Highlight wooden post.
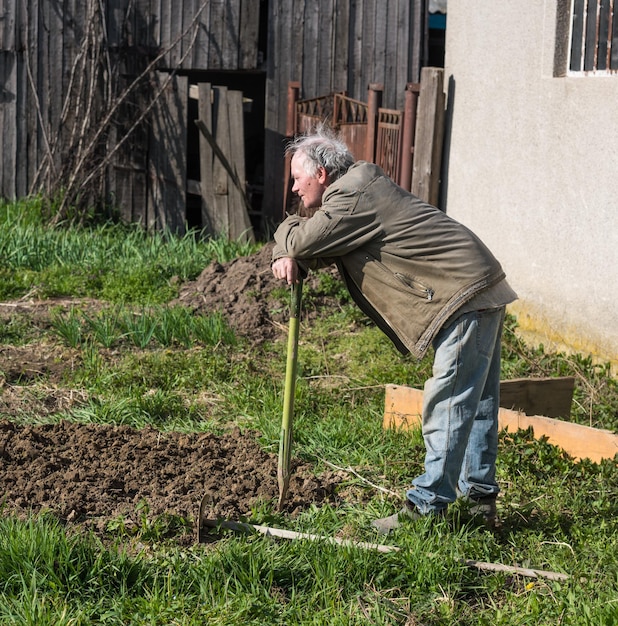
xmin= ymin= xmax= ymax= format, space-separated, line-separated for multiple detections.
xmin=399 ymin=83 xmax=420 ymax=191
xmin=282 ymin=81 xmax=300 ymax=217
xmin=198 ymin=83 xmax=216 ymax=236
xmin=227 ymin=89 xmax=254 ymax=242
xmin=212 ymin=86 xmax=231 ymax=237
xmin=365 ymin=83 xmax=383 ymax=162
xmin=411 ymin=67 xmax=445 ymax=205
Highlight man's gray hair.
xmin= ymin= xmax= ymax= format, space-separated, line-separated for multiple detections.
xmin=285 ymin=124 xmax=355 ymax=183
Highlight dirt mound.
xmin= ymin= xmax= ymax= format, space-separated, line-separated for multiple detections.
xmin=0 ymin=420 xmax=342 ymax=542
xmin=173 ymin=243 xmax=282 ymax=343
xmin=173 ymin=243 xmax=341 ymax=343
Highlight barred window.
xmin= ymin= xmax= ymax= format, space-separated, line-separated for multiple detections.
xmin=569 ymin=0 xmax=618 ymax=73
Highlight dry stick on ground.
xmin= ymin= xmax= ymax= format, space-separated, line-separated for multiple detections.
xmin=322 ymin=459 xmax=402 ymax=499
xmin=200 ymin=519 xmax=570 ymax=581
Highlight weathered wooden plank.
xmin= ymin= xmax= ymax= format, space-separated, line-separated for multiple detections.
xmin=223 ymin=0 xmax=241 ymax=68
xmin=332 ymin=0 xmax=349 ymax=90
xmin=60 ymin=0 xmax=84 ymax=179
xmin=383 ymin=385 xmax=618 ymax=464
xmin=408 ymin=0 xmax=424 ymax=85
xmin=212 ymin=85 xmax=231 ymax=234
xmin=112 ymin=165 xmax=135 ymax=223
xmin=180 ymin=0 xmax=199 ymax=70
xmin=158 ymin=0 xmax=172 ymax=67
xmin=195 ymin=117 xmax=255 ymax=230
xmin=192 ymin=0 xmax=210 ymax=68
xmin=169 ymin=0 xmax=184 ymax=67
xmin=227 ymin=88 xmax=254 ymax=241
xmin=134 ymin=0 xmax=156 ymax=51
xmin=114 ymin=69 xmax=150 ymax=222
xmin=399 ymin=81 xmax=419 ymax=190
xmin=498 ymin=408 xmax=618 ymax=464
xmin=107 ymin=71 xmax=147 ymax=224
xmin=316 ymin=0 xmax=332 ymax=96
xmin=262 ymin=0 xmax=294 ymax=224
xmin=198 ymin=82 xmax=216 ymax=234
xmin=48 ymin=0 xmax=63 ymax=176
xmin=147 ymin=72 xmax=187 ymax=233
xmin=301 ymin=1 xmax=319 ymax=97
xmin=239 ymin=0 xmax=260 ymax=69
xmin=0 ymin=0 xmax=16 ymax=50
xmin=132 ymin=167 xmax=147 ymax=225
xmin=27 ymin=0 xmax=41 ymax=191
xmin=361 ymin=0 xmax=377 ymax=99
xmin=177 ymin=0 xmax=191 ymax=67
xmin=0 ymin=52 xmax=18 ymax=198
xmin=0 ymin=0 xmax=17 ymax=197
xmin=208 ymin=0 xmax=226 ymax=69
xmin=106 ymin=0 xmax=125 ymax=48
xmin=347 ymin=0 xmax=364 ymax=101
xmin=373 ymin=0 xmax=388 ymax=92
xmin=499 ymin=377 xmax=575 ymax=420
xmin=15 ymin=0 xmax=29 ymax=197
xmin=393 ymin=0 xmax=409 ymax=110
xmin=43 ymin=0 xmax=58 ymax=183
xmin=290 ymin=0 xmax=304 ymax=88
xmin=411 ymin=67 xmax=445 ymax=205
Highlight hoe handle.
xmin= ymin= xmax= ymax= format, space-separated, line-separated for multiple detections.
xmin=277 ymin=279 xmax=303 ymax=510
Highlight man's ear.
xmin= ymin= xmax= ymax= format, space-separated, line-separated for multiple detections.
xmin=316 ymin=166 xmax=329 ymax=185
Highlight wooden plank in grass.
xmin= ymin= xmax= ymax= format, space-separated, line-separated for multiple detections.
xmin=499 ymin=376 xmax=575 ymax=419
xmin=383 ymin=384 xmax=618 ymax=463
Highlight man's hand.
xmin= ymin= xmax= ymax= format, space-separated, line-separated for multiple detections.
xmin=272 ymin=257 xmax=300 ymax=285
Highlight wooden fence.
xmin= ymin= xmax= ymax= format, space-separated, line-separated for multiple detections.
xmin=1 ymin=0 xmax=431 ymax=235
xmin=283 ymin=67 xmax=445 ymax=216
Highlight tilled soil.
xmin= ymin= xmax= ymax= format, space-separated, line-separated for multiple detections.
xmin=0 ymin=244 xmax=345 ymax=543
xmin=0 ymin=420 xmax=341 ymax=543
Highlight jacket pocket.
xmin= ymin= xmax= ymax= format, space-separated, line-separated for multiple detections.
xmin=394 ymin=273 xmax=435 ymax=301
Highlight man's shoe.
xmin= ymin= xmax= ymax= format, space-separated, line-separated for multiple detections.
xmin=371 ymin=501 xmax=444 ymax=535
xmin=468 ymin=495 xmax=500 ymax=528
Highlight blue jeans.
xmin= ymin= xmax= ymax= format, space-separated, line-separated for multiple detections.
xmin=406 ymin=307 xmax=505 ymax=514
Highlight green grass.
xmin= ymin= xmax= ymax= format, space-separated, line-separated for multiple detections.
xmin=0 ymin=196 xmax=260 ymax=303
xmin=50 ymin=305 xmax=237 ymax=351
xmin=0 ymin=197 xmax=616 ymax=625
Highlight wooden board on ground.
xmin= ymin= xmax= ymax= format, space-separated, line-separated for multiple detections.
xmin=499 ymin=376 xmax=575 ymax=419
xmin=383 ymin=384 xmax=618 ymax=463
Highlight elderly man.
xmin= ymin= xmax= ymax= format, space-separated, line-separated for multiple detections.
xmin=271 ymin=126 xmax=517 ymax=532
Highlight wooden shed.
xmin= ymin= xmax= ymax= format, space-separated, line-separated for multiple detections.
xmin=0 ymin=0 xmax=434 ymax=239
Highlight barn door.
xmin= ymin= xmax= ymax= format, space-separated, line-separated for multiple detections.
xmin=195 ymin=83 xmax=254 ymax=242
xmin=147 ymin=71 xmax=188 ymax=234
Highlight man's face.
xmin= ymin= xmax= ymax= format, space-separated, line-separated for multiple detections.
xmin=290 ymin=153 xmax=328 ymax=210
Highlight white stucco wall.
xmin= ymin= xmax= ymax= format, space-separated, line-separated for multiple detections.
xmin=443 ymin=0 xmax=618 ymax=365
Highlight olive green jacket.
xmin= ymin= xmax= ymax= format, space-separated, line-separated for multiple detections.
xmin=273 ymin=161 xmax=506 ymax=358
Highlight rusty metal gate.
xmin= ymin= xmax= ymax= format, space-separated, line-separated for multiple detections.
xmin=283 ymin=81 xmax=421 ymax=216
